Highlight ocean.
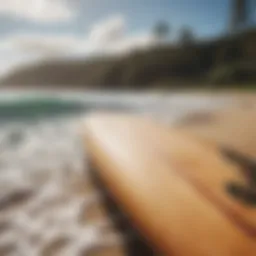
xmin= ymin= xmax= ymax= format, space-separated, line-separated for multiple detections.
xmin=0 ymin=91 xmax=231 ymax=255
xmin=0 ymin=91 xmax=230 ymax=177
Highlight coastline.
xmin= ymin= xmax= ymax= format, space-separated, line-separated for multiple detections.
xmin=0 ymin=91 xmax=254 ymax=255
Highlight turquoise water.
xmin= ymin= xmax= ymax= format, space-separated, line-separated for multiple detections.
xmin=0 ymin=98 xmax=85 ymax=122
xmin=0 ymin=91 xmax=230 ymax=167
xmin=0 ymin=92 xmax=136 ymax=122
xmin=0 ymin=91 xmax=230 ymax=123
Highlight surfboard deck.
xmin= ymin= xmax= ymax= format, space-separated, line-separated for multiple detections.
xmin=82 ymin=113 xmax=256 ymax=256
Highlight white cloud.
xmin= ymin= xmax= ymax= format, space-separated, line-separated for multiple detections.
xmin=0 ymin=15 xmax=157 ymax=76
xmin=2 ymin=34 xmax=79 ymax=56
xmin=89 ymin=15 xmax=126 ymax=43
xmin=1 ymin=15 xmax=156 ymax=55
xmin=0 ymin=0 xmax=75 ymax=22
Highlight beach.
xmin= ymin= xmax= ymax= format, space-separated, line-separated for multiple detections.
xmin=0 ymin=91 xmax=254 ymax=255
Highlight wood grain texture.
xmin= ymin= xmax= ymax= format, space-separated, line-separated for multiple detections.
xmin=83 ymin=113 xmax=256 ymax=256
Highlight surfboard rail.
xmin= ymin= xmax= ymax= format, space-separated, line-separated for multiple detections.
xmin=83 ymin=113 xmax=256 ymax=256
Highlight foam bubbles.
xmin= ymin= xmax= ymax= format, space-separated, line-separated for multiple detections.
xmin=0 ymin=118 xmax=123 ymax=256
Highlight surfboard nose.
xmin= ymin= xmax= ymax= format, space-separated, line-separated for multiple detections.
xmin=82 ymin=113 xmax=256 ymax=256
xmin=82 ymin=113 xmax=148 ymax=144
xmin=85 ymin=112 xmax=128 ymax=128
xmin=84 ymin=112 xmax=139 ymax=127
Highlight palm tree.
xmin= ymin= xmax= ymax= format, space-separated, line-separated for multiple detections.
xmin=178 ymin=26 xmax=194 ymax=47
xmin=153 ymin=21 xmax=170 ymax=43
xmin=230 ymin=0 xmax=248 ymax=33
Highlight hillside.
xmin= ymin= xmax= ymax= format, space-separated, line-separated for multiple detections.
xmin=1 ymin=29 xmax=256 ymax=89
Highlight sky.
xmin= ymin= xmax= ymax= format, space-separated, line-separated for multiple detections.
xmin=0 ymin=0 xmax=254 ymax=77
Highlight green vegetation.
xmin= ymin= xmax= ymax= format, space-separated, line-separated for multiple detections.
xmin=153 ymin=21 xmax=171 ymax=42
xmin=1 ymin=28 xmax=256 ymax=90
xmin=208 ymin=63 xmax=256 ymax=86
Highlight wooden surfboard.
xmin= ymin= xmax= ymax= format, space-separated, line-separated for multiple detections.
xmin=82 ymin=113 xmax=256 ymax=256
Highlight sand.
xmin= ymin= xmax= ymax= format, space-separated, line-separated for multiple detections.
xmin=0 ymin=92 xmax=254 ymax=256
xmin=175 ymin=95 xmax=256 ymax=159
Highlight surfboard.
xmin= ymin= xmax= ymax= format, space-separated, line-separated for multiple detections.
xmin=82 ymin=113 xmax=256 ymax=256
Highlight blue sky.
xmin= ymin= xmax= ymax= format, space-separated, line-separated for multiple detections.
xmin=0 ymin=0 xmax=254 ymax=77
xmin=0 ymin=0 xmax=231 ymax=38
xmin=76 ymin=0 xmax=230 ymax=38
